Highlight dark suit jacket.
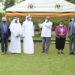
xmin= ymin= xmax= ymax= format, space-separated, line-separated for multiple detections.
xmin=0 ymin=22 xmax=10 ymax=39
xmin=68 ymin=21 xmax=74 ymax=37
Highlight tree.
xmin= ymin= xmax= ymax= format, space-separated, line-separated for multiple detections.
xmin=66 ymin=0 xmax=75 ymax=4
xmin=4 ymin=0 xmax=15 ymax=9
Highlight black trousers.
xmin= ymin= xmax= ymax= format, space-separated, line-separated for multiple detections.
xmin=69 ymin=35 xmax=75 ymax=53
xmin=1 ymin=36 xmax=8 ymax=53
xmin=55 ymin=37 xmax=66 ymax=50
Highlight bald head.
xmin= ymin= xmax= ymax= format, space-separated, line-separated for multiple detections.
xmin=46 ymin=16 xmax=50 ymax=19
xmin=45 ymin=16 xmax=50 ymax=22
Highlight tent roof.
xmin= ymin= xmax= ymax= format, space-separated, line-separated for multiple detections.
xmin=6 ymin=0 xmax=75 ymax=13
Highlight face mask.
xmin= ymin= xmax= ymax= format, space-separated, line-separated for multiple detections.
xmin=71 ymin=18 xmax=74 ymax=21
xmin=3 ymin=21 xmax=6 ymax=23
xmin=15 ymin=20 xmax=18 ymax=23
xmin=28 ymin=17 xmax=32 ymax=21
xmin=29 ymin=17 xmax=32 ymax=20
xmin=59 ymin=24 xmax=63 ymax=27
xmin=45 ymin=19 xmax=48 ymax=22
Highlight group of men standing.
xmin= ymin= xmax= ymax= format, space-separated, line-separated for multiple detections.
xmin=0 ymin=16 xmax=75 ymax=55
xmin=0 ymin=16 xmax=34 ymax=55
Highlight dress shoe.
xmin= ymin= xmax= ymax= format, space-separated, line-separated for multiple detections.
xmin=69 ymin=52 xmax=74 ymax=55
xmin=61 ymin=52 xmax=64 ymax=54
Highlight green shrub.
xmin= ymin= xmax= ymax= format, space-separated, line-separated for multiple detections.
xmin=4 ymin=16 xmax=70 ymax=28
xmin=0 ymin=12 xmax=5 ymax=22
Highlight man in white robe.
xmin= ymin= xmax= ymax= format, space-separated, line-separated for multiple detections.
xmin=9 ymin=17 xmax=22 ymax=53
xmin=22 ymin=16 xmax=34 ymax=54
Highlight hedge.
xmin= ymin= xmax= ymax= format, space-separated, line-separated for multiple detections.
xmin=0 ymin=13 xmax=71 ymax=29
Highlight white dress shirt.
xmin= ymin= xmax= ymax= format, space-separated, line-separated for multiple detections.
xmin=40 ymin=21 xmax=53 ymax=37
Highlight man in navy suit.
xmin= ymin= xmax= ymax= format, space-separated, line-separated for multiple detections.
xmin=0 ymin=17 xmax=9 ymax=54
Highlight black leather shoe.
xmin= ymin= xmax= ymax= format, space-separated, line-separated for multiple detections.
xmin=69 ymin=52 xmax=74 ymax=55
xmin=42 ymin=51 xmax=45 ymax=53
xmin=61 ymin=52 xmax=64 ymax=54
xmin=58 ymin=52 xmax=60 ymax=54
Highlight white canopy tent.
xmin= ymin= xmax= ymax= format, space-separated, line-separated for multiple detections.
xmin=5 ymin=0 xmax=75 ymax=17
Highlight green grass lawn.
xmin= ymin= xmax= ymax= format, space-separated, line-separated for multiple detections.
xmin=0 ymin=43 xmax=75 ymax=75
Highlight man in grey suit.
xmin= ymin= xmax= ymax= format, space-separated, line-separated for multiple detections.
xmin=0 ymin=17 xmax=9 ymax=54
xmin=68 ymin=18 xmax=75 ymax=55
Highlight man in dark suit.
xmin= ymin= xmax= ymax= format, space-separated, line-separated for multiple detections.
xmin=68 ymin=18 xmax=75 ymax=55
xmin=0 ymin=17 xmax=9 ymax=54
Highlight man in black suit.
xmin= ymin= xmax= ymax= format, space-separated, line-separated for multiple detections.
xmin=0 ymin=17 xmax=9 ymax=54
